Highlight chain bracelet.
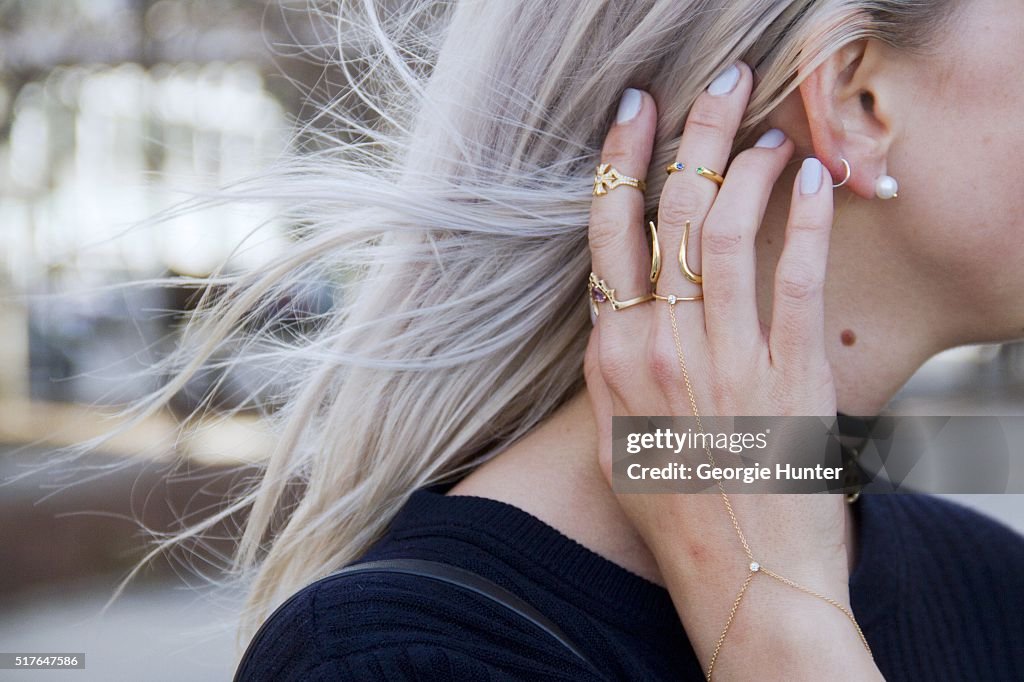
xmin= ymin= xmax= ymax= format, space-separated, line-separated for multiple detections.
xmin=665 ymin=301 xmax=873 ymax=680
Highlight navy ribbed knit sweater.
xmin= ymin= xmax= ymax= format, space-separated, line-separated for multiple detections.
xmin=235 ymin=485 xmax=1024 ymax=680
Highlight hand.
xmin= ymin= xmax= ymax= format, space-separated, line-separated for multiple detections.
xmin=583 ymin=64 xmax=880 ymax=679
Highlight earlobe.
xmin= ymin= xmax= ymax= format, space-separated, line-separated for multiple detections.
xmin=831 ymin=158 xmax=899 ymax=199
xmin=796 ymin=38 xmax=896 ymax=200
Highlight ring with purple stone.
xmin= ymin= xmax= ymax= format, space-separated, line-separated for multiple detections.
xmin=587 ymin=272 xmax=654 ymax=318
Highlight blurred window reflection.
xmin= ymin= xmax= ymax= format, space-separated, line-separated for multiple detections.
xmin=0 ymin=0 xmax=318 ymax=409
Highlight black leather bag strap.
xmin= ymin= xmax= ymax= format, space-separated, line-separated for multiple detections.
xmin=234 ymin=557 xmax=603 ymax=681
xmin=330 ymin=558 xmax=600 ymax=674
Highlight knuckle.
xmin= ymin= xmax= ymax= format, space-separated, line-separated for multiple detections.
xmin=600 ymin=360 xmax=630 ymax=395
xmin=658 ymin=189 xmax=704 ymax=225
xmin=702 ymin=225 xmax=744 ymax=257
xmin=598 ymin=343 xmax=633 ymax=394
xmin=649 ymin=346 xmax=679 ymax=392
xmin=777 ymin=266 xmax=823 ymax=304
xmin=588 ymin=214 xmax=625 ymax=252
xmin=788 ymin=216 xmax=826 ymax=235
xmin=685 ymin=101 xmax=730 ymax=138
xmin=647 ymin=326 xmax=678 ymax=390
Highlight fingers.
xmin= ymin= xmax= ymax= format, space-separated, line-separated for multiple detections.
xmin=587 ymin=88 xmax=658 ymax=313
xmin=702 ymin=129 xmax=794 ymax=354
xmin=769 ymin=157 xmax=834 ymax=374
xmin=656 ymin=62 xmax=752 ymax=300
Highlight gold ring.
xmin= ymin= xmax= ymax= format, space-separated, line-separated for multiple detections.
xmin=678 ymin=220 xmax=702 ymax=285
xmin=652 ymin=292 xmax=703 ymax=304
xmin=648 ymin=220 xmax=703 ymax=286
xmin=665 ymin=162 xmax=686 ymax=175
xmin=588 ymin=272 xmax=654 ymax=316
xmin=695 ymin=166 xmax=725 ymax=187
xmin=593 ymin=163 xmax=647 ymax=196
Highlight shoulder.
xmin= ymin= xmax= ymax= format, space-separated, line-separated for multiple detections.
xmin=874 ymin=493 xmax=1024 ymax=555
xmin=855 ymin=495 xmax=1024 ymax=677
xmin=234 ymin=569 xmax=598 ymax=682
xmin=860 ymin=493 xmax=1024 ymax=614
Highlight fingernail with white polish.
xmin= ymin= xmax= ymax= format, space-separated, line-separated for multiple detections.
xmin=754 ymin=128 xmax=786 ymax=149
xmin=800 ymin=157 xmax=824 ymax=195
xmin=617 ymin=88 xmax=642 ymax=124
xmin=707 ymin=63 xmax=741 ymax=96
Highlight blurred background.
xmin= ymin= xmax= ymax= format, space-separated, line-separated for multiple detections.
xmin=0 ymin=1 xmax=1022 ymax=680
xmin=0 ymin=1 xmax=333 ymax=679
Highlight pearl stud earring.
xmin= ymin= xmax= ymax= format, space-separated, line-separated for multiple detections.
xmin=874 ymin=174 xmax=899 ymax=200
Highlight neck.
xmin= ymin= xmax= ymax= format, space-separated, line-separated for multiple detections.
xmin=756 ymin=163 xmax=952 ymax=415
xmin=451 ymin=386 xmax=666 ymax=583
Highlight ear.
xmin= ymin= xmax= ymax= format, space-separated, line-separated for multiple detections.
xmin=796 ymin=39 xmax=895 ymax=199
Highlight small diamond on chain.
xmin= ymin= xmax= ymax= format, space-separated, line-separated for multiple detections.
xmin=667 ymin=294 xmax=677 ymax=305
xmin=749 ymin=561 xmax=760 ymax=572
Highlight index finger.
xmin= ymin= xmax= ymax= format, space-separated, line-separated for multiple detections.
xmin=587 ymin=88 xmax=657 ymax=316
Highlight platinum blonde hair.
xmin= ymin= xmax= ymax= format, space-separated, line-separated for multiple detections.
xmin=81 ymin=0 xmax=957 ymax=655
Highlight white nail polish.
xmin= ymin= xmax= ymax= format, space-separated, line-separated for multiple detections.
xmin=800 ymin=157 xmax=824 ymax=195
xmin=707 ymin=63 xmax=740 ymax=96
xmin=754 ymin=128 xmax=786 ymax=148
xmin=616 ymin=88 xmax=642 ymax=124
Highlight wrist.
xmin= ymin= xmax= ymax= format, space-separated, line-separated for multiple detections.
xmin=706 ymin=583 xmax=879 ymax=680
xmin=636 ymin=494 xmax=852 ymax=592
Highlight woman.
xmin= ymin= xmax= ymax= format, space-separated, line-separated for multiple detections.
xmin=146 ymin=0 xmax=1024 ymax=679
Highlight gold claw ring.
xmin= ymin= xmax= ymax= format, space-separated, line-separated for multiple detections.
xmin=593 ymin=163 xmax=647 ymax=196
xmin=588 ymin=272 xmax=654 ymax=317
xmin=648 ymin=219 xmax=704 ymax=303
xmin=648 ymin=219 xmax=703 ymax=286
xmin=695 ymin=165 xmax=725 ymax=187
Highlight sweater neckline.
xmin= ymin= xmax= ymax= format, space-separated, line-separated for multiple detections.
xmin=392 ymin=482 xmax=901 ymax=633
xmin=395 ymin=481 xmax=680 ymax=632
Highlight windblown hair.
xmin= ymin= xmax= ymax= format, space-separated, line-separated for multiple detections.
xmin=85 ymin=0 xmax=958 ymax=656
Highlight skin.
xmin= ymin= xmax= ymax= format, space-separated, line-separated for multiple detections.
xmin=451 ymin=0 xmax=1023 ymax=678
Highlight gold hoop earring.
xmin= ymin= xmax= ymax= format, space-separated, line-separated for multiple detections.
xmin=832 ymin=158 xmax=851 ymax=188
